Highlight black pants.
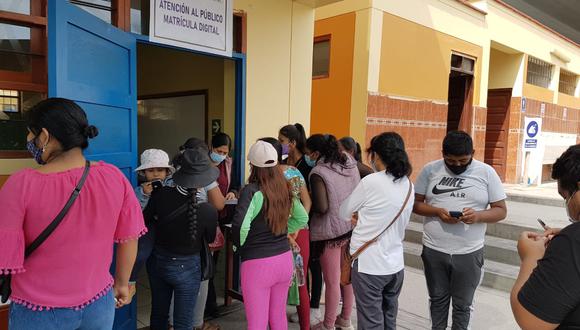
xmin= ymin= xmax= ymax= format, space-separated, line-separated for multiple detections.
xmin=351 ymin=261 xmax=404 ymax=330
xmin=421 ymin=246 xmax=484 ymax=330
xmin=309 ymin=241 xmax=323 ymax=309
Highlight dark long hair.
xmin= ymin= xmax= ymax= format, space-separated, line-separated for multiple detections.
xmin=339 ymin=137 xmax=362 ymax=162
xmin=279 ymin=123 xmax=307 ymax=154
xmin=248 ymin=166 xmax=292 ymax=236
xmin=367 ymin=132 xmax=412 ymax=181
xmin=27 ymin=98 xmax=98 ymax=150
xmin=306 ymin=134 xmax=347 ymax=166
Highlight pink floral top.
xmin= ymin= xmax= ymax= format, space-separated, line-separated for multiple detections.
xmin=0 ymin=161 xmax=146 ymax=310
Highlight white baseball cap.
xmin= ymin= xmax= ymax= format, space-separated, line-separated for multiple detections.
xmin=135 ymin=149 xmax=175 ymax=173
xmin=247 ymin=141 xmax=278 ymax=168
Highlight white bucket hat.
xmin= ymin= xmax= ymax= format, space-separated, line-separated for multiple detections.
xmin=135 ymin=149 xmax=175 ymax=173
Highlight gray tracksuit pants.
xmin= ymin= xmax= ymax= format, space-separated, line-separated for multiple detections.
xmin=421 ymin=246 xmax=484 ymax=330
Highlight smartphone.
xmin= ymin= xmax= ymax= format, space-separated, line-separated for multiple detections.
xmin=151 ymin=180 xmax=163 ymax=190
xmin=449 ymin=211 xmax=463 ymax=219
xmin=537 ymin=218 xmax=548 ymax=230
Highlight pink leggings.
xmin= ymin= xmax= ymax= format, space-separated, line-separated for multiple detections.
xmin=241 ymin=251 xmax=294 ymax=330
xmin=320 ymin=243 xmax=354 ymax=328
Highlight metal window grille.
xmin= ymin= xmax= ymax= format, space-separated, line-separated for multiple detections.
xmin=559 ymin=69 xmax=577 ymax=96
xmin=526 ymin=56 xmax=553 ymax=88
xmin=451 ymin=53 xmax=475 ymax=75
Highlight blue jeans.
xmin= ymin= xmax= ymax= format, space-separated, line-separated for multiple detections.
xmin=147 ymin=250 xmax=201 ymax=330
xmin=129 ymin=228 xmax=155 ymax=282
xmin=9 ymin=289 xmax=114 ymax=330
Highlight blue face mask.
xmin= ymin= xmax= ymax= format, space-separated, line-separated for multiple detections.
xmin=210 ymin=152 xmax=227 ymax=164
xmin=26 ymin=138 xmax=46 ymax=165
xmin=304 ymin=154 xmax=317 ymax=168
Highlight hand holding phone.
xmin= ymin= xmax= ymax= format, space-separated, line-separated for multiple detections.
xmin=537 ymin=218 xmax=548 ymax=231
xmin=151 ymin=180 xmax=163 ymax=191
xmin=449 ymin=211 xmax=463 ymax=219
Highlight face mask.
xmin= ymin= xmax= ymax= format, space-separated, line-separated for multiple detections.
xmin=26 ymin=138 xmax=46 ymax=165
xmin=210 ymin=152 xmax=226 ymax=164
xmin=445 ymin=157 xmax=473 ymax=175
xmin=304 ymin=154 xmax=316 ymax=168
xmin=281 ymin=144 xmax=290 ymax=156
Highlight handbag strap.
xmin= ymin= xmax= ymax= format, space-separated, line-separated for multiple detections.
xmin=350 ymin=178 xmax=412 ymax=260
xmin=25 ymin=160 xmax=91 ymax=258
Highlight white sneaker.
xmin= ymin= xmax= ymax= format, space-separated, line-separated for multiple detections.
xmin=335 ymin=316 xmax=354 ymax=330
xmin=310 ymin=308 xmax=323 ymax=325
xmin=289 ymin=312 xmax=299 ymax=323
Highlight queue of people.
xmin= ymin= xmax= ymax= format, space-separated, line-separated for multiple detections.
xmin=0 ymin=97 xmax=579 ymax=330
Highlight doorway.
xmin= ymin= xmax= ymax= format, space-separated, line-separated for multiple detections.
xmin=135 ymin=42 xmax=242 ymax=328
xmin=447 ymin=53 xmax=475 ymax=134
xmin=484 ymin=88 xmax=511 ymax=181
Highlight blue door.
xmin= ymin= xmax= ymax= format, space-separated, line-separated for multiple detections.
xmin=48 ymin=1 xmax=138 ymax=329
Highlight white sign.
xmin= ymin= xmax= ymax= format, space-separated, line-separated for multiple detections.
xmin=149 ymin=0 xmax=232 ymax=57
xmin=523 ymin=117 xmax=542 ymax=151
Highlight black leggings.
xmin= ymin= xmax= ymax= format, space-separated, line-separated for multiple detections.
xmin=309 ymin=243 xmax=323 ymax=308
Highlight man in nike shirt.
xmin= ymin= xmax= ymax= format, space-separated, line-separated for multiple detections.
xmin=413 ymin=131 xmax=507 ymax=330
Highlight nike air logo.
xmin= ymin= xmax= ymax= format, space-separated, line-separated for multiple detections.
xmin=432 ymin=186 xmax=470 ymax=195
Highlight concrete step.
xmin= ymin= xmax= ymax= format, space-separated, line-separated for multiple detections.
xmin=403 ymin=241 xmax=519 ymax=293
xmin=411 ymin=213 xmax=536 ymax=242
xmin=405 ymin=221 xmax=520 ymax=266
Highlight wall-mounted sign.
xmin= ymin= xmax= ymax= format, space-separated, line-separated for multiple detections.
xmin=521 ymin=97 xmax=526 ymax=113
xmin=150 ymin=0 xmax=232 ymax=57
xmin=523 ymin=117 xmax=542 ymax=151
xmin=212 ymin=119 xmax=221 ymax=135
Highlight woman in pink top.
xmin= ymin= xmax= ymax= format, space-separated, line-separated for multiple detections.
xmin=0 ymin=98 xmax=146 ymax=330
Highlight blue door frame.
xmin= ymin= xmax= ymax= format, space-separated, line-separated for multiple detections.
xmin=134 ymin=34 xmax=247 ymax=187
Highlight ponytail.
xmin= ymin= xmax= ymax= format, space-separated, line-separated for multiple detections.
xmin=367 ymin=132 xmax=412 ymax=181
xmin=355 ymin=143 xmax=363 ymax=162
xmin=187 ymin=189 xmax=200 ymax=241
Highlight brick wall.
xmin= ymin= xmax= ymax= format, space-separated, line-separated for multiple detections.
xmin=366 ymin=93 xmax=486 ymax=180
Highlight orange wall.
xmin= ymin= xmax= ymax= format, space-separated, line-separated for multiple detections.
xmin=311 ymin=13 xmax=356 ymax=137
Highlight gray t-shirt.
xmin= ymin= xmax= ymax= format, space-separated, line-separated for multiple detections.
xmin=415 ymin=159 xmax=506 ymax=254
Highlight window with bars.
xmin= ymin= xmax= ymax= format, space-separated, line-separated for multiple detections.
xmin=451 ymin=53 xmax=475 ymax=75
xmin=0 ymin=90 xmax=19 ymax=113
xmin=559 ymin=69 xmax=577 ymax=96
xmin=526 ymin=56 xmax=553 ymax=88
xmin=0 ymin=89 xmax=43 ymax=151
